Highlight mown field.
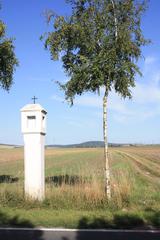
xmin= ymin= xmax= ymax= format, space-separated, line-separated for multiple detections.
xmin=0 ymin=146 xmax=159 ymax=228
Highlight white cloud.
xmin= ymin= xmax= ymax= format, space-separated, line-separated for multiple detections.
xmin=51 ymin=55 xmax=160 ymax=123
xmin=109 ymin=91 xmax=133 ymax=116
xmin=132 ymin=82 xmax=160 ymax=104
xmin=75 ymin=95 xmax=102 ymax=107
xmin=51 ymin=82 xmax=160 ymax=123
xmin=145 ymin=56 xmax=156 ymax=65
xmin=152 ymin=72 xmax=160 ymax=86
xmin=63 ymin=115 xmax=97 ymax=128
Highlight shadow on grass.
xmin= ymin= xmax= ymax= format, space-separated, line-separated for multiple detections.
xmin=77 ymin=211 xmax=160 ymax=229
xmin=0 ymin=175 xmax=19 ymax=183
xmin=0 ymin=211 xmax=33 ymax=227
xmin=46 ymin=174 xmax=87 ymax=186
xmin=74 ymin=213 xmax=160 ymax=240
xmin=77 ymin=214 xmax=145 ymax=229
xmin=0 ymin=210 xmax=159 ymax=240
xmin=145 ymin=211 xmax=160 ymax=227
xmin=0 ymin=211 xmax=44 ymax=240
xmin=113 ymin=214 xmax=145 ymax=228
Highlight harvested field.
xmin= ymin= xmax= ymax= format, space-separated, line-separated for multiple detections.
xmin=0 ymin=146 xmax=159 ymax=228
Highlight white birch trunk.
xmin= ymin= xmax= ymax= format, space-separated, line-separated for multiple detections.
xmin=111 ymin=0 xmax=118 ymax=40
xmin=103 ymin=91 xmax=111 ymax=199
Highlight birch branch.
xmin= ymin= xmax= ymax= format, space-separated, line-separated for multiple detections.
xmin=111 ymin=0 xmax=118 ymax=40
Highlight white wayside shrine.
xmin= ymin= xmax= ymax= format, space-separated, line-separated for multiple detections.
xmin=21 ymin=103 xmax=47 ymax=201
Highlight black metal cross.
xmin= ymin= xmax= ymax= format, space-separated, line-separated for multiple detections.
xmin=32 ymin=96 xmax=38 ymax=104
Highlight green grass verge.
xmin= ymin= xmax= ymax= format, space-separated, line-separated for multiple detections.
xmin=0 ymin=206 xmax=159 ymax=229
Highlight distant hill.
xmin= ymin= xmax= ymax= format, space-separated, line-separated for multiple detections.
xmin=1 ymin=142 xmax=158 ymax=149
xmin=46 ymin=141 xmax=124 ymax=148
xmin=0 ymin=144 xmax=21 ymax=149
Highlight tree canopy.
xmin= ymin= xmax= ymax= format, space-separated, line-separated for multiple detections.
xmin=44 ymin=0 xmax=149 ymax=103
xmin=43 ymin=0 xmax=149 ymax=197
xmin=0 ymin=18 xmax=18 ymax=91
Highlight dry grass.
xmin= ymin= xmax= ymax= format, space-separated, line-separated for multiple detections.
xmin=46 ymin=147 xmax=97 ymax=156
xmin=0 ymin=148 xmax=23 ymax=163
xmin=111 ymin=170 xmax=135 ymax=208
xmin=0 ymin=146 xmax=159 ymax=211
xmin=45 ymin=172 xmax=105 ymax=209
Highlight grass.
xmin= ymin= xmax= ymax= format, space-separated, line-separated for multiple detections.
xmin=0 ymin=146 xmax=159 ymax=228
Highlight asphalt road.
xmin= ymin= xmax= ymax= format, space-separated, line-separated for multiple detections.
xmin=0 ymin=228 xmax=159 ymax=240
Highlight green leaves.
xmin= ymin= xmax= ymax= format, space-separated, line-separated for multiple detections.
xmin=43 ymin=0 xmax=149 ymax=103
xmin=0 ymin=20 xmax=18 ymax=91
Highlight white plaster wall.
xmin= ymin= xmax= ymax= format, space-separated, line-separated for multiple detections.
xmin=21 ymin=111 xmax=46 ymax=134
xmin=24 ymin=133 xmax=45 ymax=200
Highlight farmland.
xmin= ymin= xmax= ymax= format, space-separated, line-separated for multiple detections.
xmin=0 ymin=146 xmax=159 ymax=228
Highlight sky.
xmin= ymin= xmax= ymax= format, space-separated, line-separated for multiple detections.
xmin=0 ymin=0 xmax=160 ymax=145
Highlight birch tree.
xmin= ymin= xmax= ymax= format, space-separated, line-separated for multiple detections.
xmin=42 ymin=0 xmax=149 ymax=199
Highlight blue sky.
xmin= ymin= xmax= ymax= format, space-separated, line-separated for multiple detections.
xmin=0 ymin=0 xmax=160 ymax=145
